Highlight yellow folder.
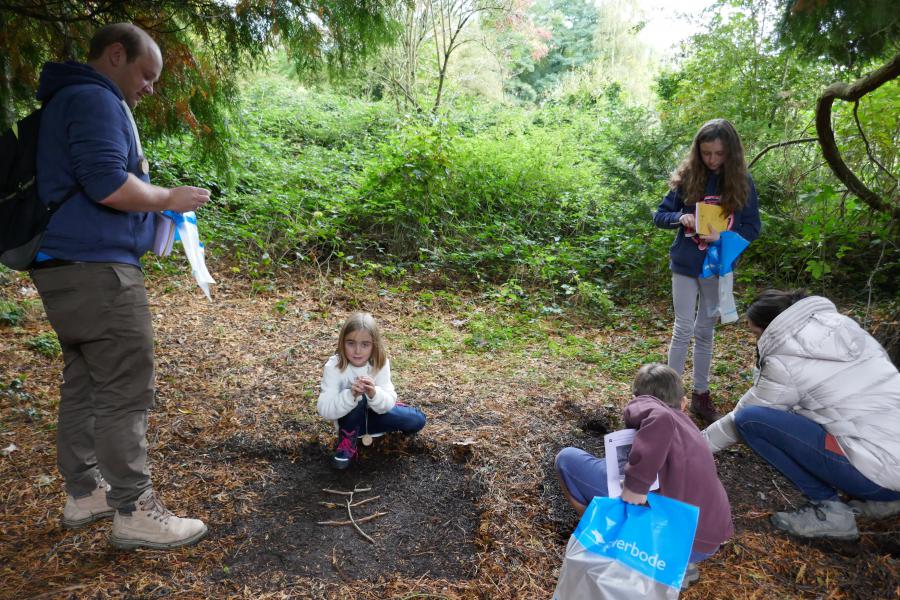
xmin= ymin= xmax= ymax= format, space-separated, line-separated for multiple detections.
xmin=695 ymin=201 xmax=730 ymax=235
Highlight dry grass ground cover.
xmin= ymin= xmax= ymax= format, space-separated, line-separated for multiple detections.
xmin=1 ymin=266 xmax=898 ymax=599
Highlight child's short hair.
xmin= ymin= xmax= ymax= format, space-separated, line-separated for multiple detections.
xmin=336 ymin=312 xmax=387 ymax=372
xmin=632 ymin=363 xmax=684 ymax=408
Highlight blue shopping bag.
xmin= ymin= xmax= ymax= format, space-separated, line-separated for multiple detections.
xmin=700 ymin=231 xmax=749 ymax=279
xmin=554 ymin=494 xmax=699 ymax=599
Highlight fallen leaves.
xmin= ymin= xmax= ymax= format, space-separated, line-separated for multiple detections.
xmin=1 ymin=268 xmax=897 ymax=599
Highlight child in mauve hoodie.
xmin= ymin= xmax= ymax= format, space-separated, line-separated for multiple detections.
xmin=555 ymin=363 xmax=733 ymax=586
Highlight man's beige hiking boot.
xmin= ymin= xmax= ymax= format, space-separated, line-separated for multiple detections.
xmin=62 ymin=476 xmax=115 ymax=529
xmin=110 ymin=489 xmax=208 ymax=550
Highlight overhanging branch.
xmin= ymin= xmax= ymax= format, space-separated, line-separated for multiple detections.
xmin=749 ymin=137 xmax=818 ymax=168
xmin=815 ymin=52 xmax=900 ymax=220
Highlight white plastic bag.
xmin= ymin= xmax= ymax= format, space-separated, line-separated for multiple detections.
xmin=553 ymin=495 xmax=698 ymax=600
xmin=717 ymin=272 xmax=738 ymax=324
xmin=554 ymin=536 xmax=679 ymax=600
xmin=167 ymin=210 xmax=215 ymax=300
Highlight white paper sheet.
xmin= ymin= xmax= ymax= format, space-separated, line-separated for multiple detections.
xmin=604 ymin=428 xmax=660 ymax=498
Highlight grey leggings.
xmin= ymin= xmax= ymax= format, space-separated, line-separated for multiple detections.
xmin=668 ymin=273 xmax=719 ymax=392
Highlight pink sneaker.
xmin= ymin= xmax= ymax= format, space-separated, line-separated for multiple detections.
xmin=331 ymin=428 xmax=358 ymax=470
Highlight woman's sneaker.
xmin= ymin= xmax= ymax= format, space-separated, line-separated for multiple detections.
xmin=771 ymin=500 xmax=858 ymax=540
xmin=110 ymin=489 xmax=207 ymax=550
xmin=62 ymin=476 xmax=115 ymax=529
xmin=331 ymin=428 xmax=358 ymax=470
xmin=848 ymin=499 xmax=900 ymax=519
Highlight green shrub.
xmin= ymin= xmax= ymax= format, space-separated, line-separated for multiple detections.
xmin=0 ymin=300 xmax=24 ymax=327
xmin=27 ymin=332 xmax=61 ymax=358
xmin=142 ymin=72 xmax=898 ymax=309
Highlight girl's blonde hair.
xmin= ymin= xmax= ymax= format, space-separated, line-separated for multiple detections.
xmin=669 ymin=118 xmax=750 ymax=214
xmin=336 ymin=312 xmax=387 ymax=372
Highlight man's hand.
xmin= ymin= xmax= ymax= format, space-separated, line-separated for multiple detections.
xmin=167 ymin=186 xmax=211 ymax=213
xmin=100 ymin=174 xmax=211 ymax=213
xmin=621 ymin=488 xmax=648 ymax=505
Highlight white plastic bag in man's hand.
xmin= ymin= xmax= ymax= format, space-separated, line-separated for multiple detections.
xmin=165 ymin=210 xmax=215 ymax=300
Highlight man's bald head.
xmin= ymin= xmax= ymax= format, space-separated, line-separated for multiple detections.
xmin=88 ymin=23 xmax=158 ymax=64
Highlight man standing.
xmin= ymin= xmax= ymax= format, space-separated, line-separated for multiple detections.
xmin=30 ymin=23 xmax=209 ymax=549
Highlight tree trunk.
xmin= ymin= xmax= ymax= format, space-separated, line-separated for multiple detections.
xmin=433 ymin=59 xmax=448 ymax=112
xmin=815 ymin=52 xmax=900 ymax=220
xmin=0 ymin=15 xmax=13 ymax=130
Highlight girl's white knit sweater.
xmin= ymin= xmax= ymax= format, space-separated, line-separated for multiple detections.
xmin=316 ymin=354 xmax=397 ymax=421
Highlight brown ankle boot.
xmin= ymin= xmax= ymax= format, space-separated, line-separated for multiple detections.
xmin=690 ymin=390 xmax=721 ymax=424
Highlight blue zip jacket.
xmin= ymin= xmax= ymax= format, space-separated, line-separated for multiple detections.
xmin=653 ymin=173 xmax=761 ymax=277
xmin=36 ymin=61 xmax=155 ymax=266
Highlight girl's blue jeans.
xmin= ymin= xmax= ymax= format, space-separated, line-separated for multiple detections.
xmin=337 ymin=396 xmax=426 ymax=437
xmin=734 ymin=405 xmax=900 ymax=502
xmin=555 ymin=447 xmax=713 ymax=564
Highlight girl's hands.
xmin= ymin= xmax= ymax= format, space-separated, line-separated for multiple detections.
xmin=682 ymin=211 xmax=720 ymax=241
xmin=621 ymin=488 xmax=648 ymax=506
xmin=679 ymin=213 xmax=696 ymax=229
xmin=353 ymin=375 xmax=377 ymax=398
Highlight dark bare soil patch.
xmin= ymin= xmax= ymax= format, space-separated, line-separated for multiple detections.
xmin=718 ymin=446 xmax=900 ymax=556
xmin=212 ymin=434 xmax=483 ymax=587
xmin=715 ymin=444 xmax=805 ymax=520
xmin=536 ymin=404 xmax=618 ymax=540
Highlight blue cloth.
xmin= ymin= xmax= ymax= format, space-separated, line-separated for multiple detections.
xmin=337 ymin=395 xmax=426 ymax=437
xmin=35 ymin=61 xmax=155 ymax=266
xmin=653 ymin=172 xmax=761 ymax=278
xmin=700 ymin=231 xmax=750 ymax=279
xmin=555 ymin=447 xmax=713 ymax=564
xmin=735 ymin=406 xmax=900 ymax=502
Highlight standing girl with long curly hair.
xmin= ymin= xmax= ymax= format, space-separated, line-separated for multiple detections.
xmin=653 ymin=119 xmax=762 ymax=424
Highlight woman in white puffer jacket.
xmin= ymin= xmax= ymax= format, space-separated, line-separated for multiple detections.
xmin=703 ymin=289 xmax=900 ymax=540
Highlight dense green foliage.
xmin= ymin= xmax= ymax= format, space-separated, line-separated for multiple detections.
xmin=509 ymin=0 xmax=600 ymax=100
xmin=0 ymin=0 xmax=396 ymax=167
xmin=150 ymin=68 xmax=897 ymax=309
xmin=5 ymin=0 xmax=895 ymax=314
xmin=151 ymin=78 xmax=671 ymax=307
xmin=776 ymin=0 xmax=900 ymax=71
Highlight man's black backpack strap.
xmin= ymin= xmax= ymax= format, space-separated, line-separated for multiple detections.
xmin=0 ymin=106 xmax=80 ymax=270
